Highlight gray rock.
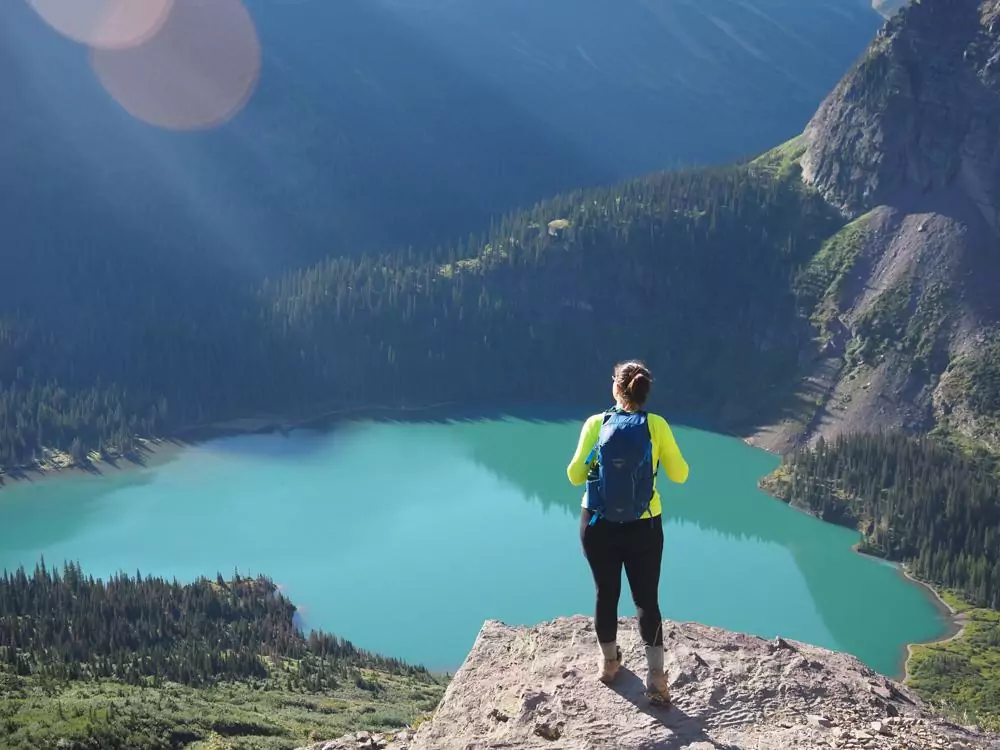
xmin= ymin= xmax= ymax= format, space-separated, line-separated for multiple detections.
xmin=803 ymin=0 xmax=1000 ymax=234
xmin=774 ymin=0 xmax=1000 ymax=455
xmin=871 ymin=720 xmax=892 ymax=735
xmin=384 ymin=616 xmax=994 ymax=750
xmin=809 ymin=714 xmax=835 ymax=728
xmin=869 ymin=683 xmax=894 ymax=702
xmin=297 ymin=611 xmax=1000 ymax=750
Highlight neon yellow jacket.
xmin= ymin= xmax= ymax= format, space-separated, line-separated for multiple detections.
xmin=566 ymin=411 xmax=689 ymax=518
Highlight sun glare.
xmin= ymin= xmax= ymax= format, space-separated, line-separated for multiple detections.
xmin=27 ymin=0 xmax=261 ymax=131
xmin=27 ymin=0 xmax=174 ymax=50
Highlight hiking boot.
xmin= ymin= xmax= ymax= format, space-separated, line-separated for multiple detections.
xmin=645 ymin=670 xmax=671 ymax=706
xmin=645 ymin=645 xmax=670 ymax=706
xmin=598 ymin=644 xmax=622 ymax=684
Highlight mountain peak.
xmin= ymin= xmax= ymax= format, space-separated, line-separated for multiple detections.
xmin=774 ymin=0 xmax=1000 ymax=454
xmin=802 ymin=0 xmax=1000 ymax=233
xmin=299 ymin=616 xmax=996 ymax=749
xmin=873 ymin=0 xmax=911 ymax=20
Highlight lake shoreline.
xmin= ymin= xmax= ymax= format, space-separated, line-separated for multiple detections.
xmin=743 ymin=483 xmax=956 ymax=682
xmin=897 ymin=567 xmax=969 ymax=684
xmin=850 ymin=546 xmax=966 ymax=682
xmin=755 ymin=476 xmax=960 ymax=684
xmin=0 ymin=412 xmax=949 ymax=683
xmin=1 ymin=400 xmax=741 ymax=492
xmin=0 ymin=438 xmax=187 ymax=491
xmin=0 ymin=402 xmax=466 ymax=491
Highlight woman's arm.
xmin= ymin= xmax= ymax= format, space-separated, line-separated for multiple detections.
xmin=652 ymin=414 xmax=689 ymax=484
xmin=566 ymin=415 xmax=601 ymax=486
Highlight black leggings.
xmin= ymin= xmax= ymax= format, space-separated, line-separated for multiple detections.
xmin=581 ymin=509 xmax=664 ymax=647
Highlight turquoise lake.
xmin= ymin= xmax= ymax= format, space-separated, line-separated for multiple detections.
xmin=0 ymin=417 xmax=947 ymax=676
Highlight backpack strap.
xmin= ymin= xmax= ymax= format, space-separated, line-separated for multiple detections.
xmin=584 ymin=407 xmax=616 ymax=466
xmin=585 ymin=407 xmax=616 ymax=526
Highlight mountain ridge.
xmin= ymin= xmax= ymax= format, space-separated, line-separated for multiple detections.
xmin=757 ymin=0 xmax=1000 ymax=454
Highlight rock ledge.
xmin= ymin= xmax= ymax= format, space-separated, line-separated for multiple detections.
xmin=301 ymin=615 xmax=999 ymax=750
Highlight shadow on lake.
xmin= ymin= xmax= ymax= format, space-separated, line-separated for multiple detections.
xmin=0 ymin=407 xmax=946 ymax=676
xmin=448 ymin=414 xmax=947 ymax=674
xmin=0 ymin=470 xmax=159 ymax=571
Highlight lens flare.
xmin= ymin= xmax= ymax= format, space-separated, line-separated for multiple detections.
xmin=27 ymin=0 xmax=174 ymax=50
xmin=89 ymin=0 xmax=261 ymax=131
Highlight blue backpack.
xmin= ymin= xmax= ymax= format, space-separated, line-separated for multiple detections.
xmin=585 ymin=408 xmax=656 ymax=524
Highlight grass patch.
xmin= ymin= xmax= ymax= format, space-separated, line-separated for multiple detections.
xmin=749 ymin=134 xmax=808 ymax=181
xmin=793 ymin=211 xmax=875 ymax=330
xmin=938 ymin=590 xmax=976 ymax=615
xmin=908 ymin=603 xmax=1000 ymax=732
xmin=901 ymin=281 xmax=951 ymax=371
xmin=0 ymin=669 xmax=446 ymax=750
xmin=852 ymin=275 xmax=913 ymax=359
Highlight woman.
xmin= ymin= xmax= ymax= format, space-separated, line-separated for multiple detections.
xmin=566 ymin=360 xmax=689 ymax=706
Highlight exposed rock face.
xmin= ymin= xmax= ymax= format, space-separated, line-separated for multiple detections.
xmin=803 ymin=0 xmax=1000 ymax=229
xmin=753 ymin=0 xmax=1000 ymax=451
xmin=300 ymin=616 xmax=999 ymax=750
xmin=781 ymin=203 xmax=996 ymax=450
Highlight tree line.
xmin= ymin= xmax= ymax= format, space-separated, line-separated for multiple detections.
xmin=768 ymin=431 xmax=1000 ymax=609
xmin=0 ymin=560 xmax=432 ymax=690
xmin=0 ymin=158 xmax=842 ymax=469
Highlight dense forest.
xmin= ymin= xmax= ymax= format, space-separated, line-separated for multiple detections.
xmin=770 ymin=429 xmax=1000 ymax=729
xmin=0 ymin=149 xmax=842 ymax=469
xmin=766 ymin=431 xmax=1000 ymax=609
xmin=0 ymin=561 xmax=442 ymax=749
xmin=0 ymin=560 xmax=429 ymax=689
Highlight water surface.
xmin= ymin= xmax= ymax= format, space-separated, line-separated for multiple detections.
xmin=0 ymin=417 xmax=947 ymax=676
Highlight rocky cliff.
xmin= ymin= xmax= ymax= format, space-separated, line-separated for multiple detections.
xmin=300 ymin=616 xmax=998 ymax=750
xmin=803 ymin=0 xmax=1000 ymax=226
xmin=756 ymin=0 xmax=1000 ymax=453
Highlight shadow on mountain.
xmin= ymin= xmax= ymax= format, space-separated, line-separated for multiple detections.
xmin=0 ymin=0 xmax=607 ymax=279
xmin=0 ymin=0 xmax=883 ymax=278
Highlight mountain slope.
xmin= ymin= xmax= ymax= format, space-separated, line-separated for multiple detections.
xmin=761 ymin=0 xmax=1000 ymax=452
xmin=750 ymin=2 xmax=1000 ymax=728
xmin=0 ymin=157 xmax=843 ymax=471
xmin=5 ymin=0 xmax=1000 ymax=474
xmin=0 ymin=0 xmax=882 ymax=274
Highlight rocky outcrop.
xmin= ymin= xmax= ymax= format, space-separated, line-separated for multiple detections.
xmin=300 ymin=616 xmax=998 ymax=750
xmin=803 ymin=0 xmax=1000 ymax=229
xmin=757 ymin=0 xmax=1000 ymax=451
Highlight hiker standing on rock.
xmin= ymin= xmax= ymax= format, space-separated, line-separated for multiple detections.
xmin=566 ymin=360 xmax=689 ymax=707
